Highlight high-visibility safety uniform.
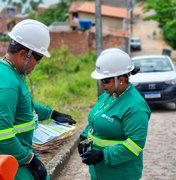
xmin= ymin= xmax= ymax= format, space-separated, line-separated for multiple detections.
xmin=81 ymin=84 xmax=151 ymax=180
xmin=0 ymin=59 xmax=52 ymax=180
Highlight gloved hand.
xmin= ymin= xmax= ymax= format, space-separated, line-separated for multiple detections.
xmin=81 ymin=149 xmax=104 ymax=165
xmin=27 ymin=155 xmax=47 ymax=180
xmin=51 ymin=110 xmax=76 ymax=125
xmin=77 ymin=136 xmax=87 ymax=155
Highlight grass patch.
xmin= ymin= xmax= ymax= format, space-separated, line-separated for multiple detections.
xmin=26 ymin=46 xmax=97 ymax=125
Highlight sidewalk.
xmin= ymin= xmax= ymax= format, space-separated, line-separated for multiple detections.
xmin=45 ymin=122 xmax=88 ymax=179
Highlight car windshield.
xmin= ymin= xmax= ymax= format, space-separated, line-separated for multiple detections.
xmin=132 ymin=57 xmax=174 ymax=73
xmin=131 ymin=39 xmax=140 ymax=43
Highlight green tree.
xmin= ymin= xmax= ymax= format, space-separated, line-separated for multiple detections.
xmin=143 ymin=0 xmax=176 ymax=28
xmin=143 ymin=0 xmax=176 ymax=49
xmin=12 ymin=2 xmax=22 ymax=9
xmin=163 ymin=19 xmax=176 ymax=49
xmin=36 ymin=2 xmax=68 ymax=25
xmin=30 ymin=0 xmax=40 ymax=10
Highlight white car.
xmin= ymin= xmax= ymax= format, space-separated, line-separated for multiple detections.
xmin=130 ymin=55 xmax=176 ymax=104
xmin=130 ymin=37 xmax=141 ymax=51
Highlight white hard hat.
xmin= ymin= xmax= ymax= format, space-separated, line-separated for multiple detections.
xmin=8 ymin=19 xmax=50 ymax=57
xmin=91 ymin=48 xmax=134 ymax=79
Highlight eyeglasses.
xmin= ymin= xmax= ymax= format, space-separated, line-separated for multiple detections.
xmin=101 ymin=78 xmax=112 ymax=84
xmin=32 ymin=52 xmax=43 ymax=62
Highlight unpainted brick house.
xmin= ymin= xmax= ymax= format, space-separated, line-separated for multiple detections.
xmin=50 ymin=1 xmax=130 ymax=55
xmin=0 ymin=1 xmax=131 ymax=56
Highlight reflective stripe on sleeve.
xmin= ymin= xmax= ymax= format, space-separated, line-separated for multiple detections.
xmin=88 ymin=131 xmax=123 ymax=147
xmin=0 ymin=119 xmax=35 ymax=141
xmin=0 ymin=128 xmax=15 ymax=140
xmin=14 ymin=119 xmax=35 ymax=134
xmin=88 ymin=131 xmax=142 ymax=156
xmin=123 ymin=138 xmax=142 ymax=156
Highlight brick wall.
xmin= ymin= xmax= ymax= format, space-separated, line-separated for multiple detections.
xmin=103 ymin=34 xmax=125 ymax=50
xmin=50 ymin=31 xmax=90 ymax=55
xmin=50 ymin=31 xmax=125 ymax=56
xmin=0 ymin=42 xmax=8 ymax=57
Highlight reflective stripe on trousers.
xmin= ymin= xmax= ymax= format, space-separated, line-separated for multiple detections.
xmin=0 ymin=119 xmax=35 ymax=141
xmin=88 ymin=131 xmax=142 ymax=156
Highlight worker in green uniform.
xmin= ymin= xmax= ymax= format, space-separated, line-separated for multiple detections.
xmin=0 ymin=19 xmax=76 ymax=180
xmin=78 ymin=48 xmax=151 ymax=180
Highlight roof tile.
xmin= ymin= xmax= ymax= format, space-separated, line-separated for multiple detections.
xmin=78 ymin=2 xmax=129 ymax=19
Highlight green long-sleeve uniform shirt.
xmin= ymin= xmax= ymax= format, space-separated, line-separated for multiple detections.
xmin=0 ymin=59 xmax=52 ymax=180
xmin=81 ymin=84 xmax=151 ymax=180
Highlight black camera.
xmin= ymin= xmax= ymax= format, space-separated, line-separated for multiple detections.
xmin=80 ymin=139 xmax=93 ymax=155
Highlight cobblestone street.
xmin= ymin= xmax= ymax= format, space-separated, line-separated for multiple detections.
xmin=57 ymin=147 xmax=90 ymax=180
xmin=141 ymin=104 xmax=176 ymax=180
xmin=57 ymin=104 xmax=176 ymax=180
xmin=57 ymin=3 xmax=176 ymax=180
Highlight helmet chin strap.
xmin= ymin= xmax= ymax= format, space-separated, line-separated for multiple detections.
xmin=113 ymin=76 xmax=118 ymax=98
xmin=21 ymin=49 xmax=32 ymax=75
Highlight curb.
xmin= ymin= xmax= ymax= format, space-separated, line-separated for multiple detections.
xmin=46 ymin=123 xmax=87 ymax=180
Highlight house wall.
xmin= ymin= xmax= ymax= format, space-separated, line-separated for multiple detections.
xmin=0 ymin=15 xmax=26 ymax=33
xmin=102 ymin=16 xmax=124 ymax=30
xmin=0 ymin=16 xmax=10 ymax=32
xmin=78 ymin=12 xmax=124 ymax=31
xmin=78 ymin=13 xmax=95 ymax=22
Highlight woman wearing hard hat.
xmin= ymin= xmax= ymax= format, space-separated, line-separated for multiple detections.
xmin=0 ymin=19 xmax=76 ymax=180
xmin=78 ymin=48 xmax=151 ymax=180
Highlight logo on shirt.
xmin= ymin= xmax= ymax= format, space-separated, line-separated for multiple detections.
xmin=102 ymin=114 xmax=114 ymax=122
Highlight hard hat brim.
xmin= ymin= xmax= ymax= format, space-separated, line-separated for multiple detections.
xmin=43 ymin=51 xmax=51 ymax=58
xmin=91 ymin=65 xmax=134 ymax=80
xmin=91 ymin=70 xmax=114 ymax=80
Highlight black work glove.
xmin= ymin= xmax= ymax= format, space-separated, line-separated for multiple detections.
xmin=81 ymin=149 xmax=104 ymax=165
xmin=51 ymin=110 xmax=76 ymax=125
xmin=77 ymin=136 xmax=88 ymax=155
xmin=27 ymin=155 xmax=47 ymax=180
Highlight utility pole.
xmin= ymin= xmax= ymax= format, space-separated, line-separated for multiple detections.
xmin=126 ymin=0 xmax=133 ymax=55
xmin=95 ymin=0 xmax=103 ymax=96
xmin=95 ymin=0 xmax=102 ymax=57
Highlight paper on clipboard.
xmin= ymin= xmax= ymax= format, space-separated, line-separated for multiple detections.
xmin=32 ymin=121 xmax=76 ymax=145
